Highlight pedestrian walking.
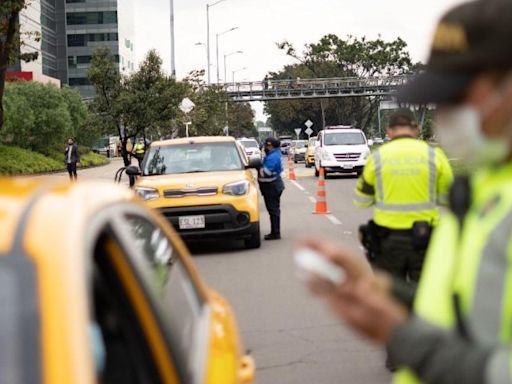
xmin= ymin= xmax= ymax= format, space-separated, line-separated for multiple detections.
xmin=303 ymin=1 xmax=512 ymax=383
xmin=64 ymin=137 xmax=80 ymax=182
xmin=354 ymin=109 xmax=453 ymax=284
xmin=258 ymin=137 xmax=285 ymax=240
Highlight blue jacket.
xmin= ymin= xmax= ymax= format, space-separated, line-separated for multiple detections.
xmin=259 ymin=148 xmax=283 ymax=182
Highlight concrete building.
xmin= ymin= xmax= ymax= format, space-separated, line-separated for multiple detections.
xmin=65 ymin=0 xmax=136 ymax=97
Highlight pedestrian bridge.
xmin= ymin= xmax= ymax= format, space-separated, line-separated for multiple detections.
xmin=223 ymin=75 xmax=411 ymax=102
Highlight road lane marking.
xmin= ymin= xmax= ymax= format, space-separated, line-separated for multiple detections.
xmin=308 ymin=196 xmax=317 ymax=204
xmin=326 ymin=214 xmax=343 ymax=225
xmin=290 ymin=180 xmax=305 ymax=191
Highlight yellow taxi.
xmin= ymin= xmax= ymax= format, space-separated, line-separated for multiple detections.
xmin=0 ymin=178 xmax=255 ymax=384
xmin=131 ymin=136 xmax=261 ymax=249
xmin=305 ymin=136 xmax=317 ymax=168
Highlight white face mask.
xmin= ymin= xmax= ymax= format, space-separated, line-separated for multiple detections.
xmin=435 ymin=105 xmax=510 ymax=168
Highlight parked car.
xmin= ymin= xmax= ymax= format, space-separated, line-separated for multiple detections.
xmin=280 ymin=140 xmax=292 ymax=155
xmin=132 ymin=136 xmax=262 ymax=249
xmin=314 ymin=126 xmax=370 ymax=177
xmin=238 ymin=138 xmax=262 ymax=163
xmin=0 ymin=178 xmax=255 ymax=384
xmin=305 ymin=136 xmax=317 ymax=168
xmin=92 ymin=136 xmax=119 ymax=158
xmin=290 ymin=140 xmax=308 ymax=163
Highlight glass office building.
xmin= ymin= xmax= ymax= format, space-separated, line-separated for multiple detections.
xmin=65 ymin=0 xmax=135 ymax=98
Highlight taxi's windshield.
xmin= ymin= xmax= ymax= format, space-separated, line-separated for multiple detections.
xmin=143 ymin=142 xmax=244 ymax=175
xmin=324 ymin=132 xmax=365 ymax=146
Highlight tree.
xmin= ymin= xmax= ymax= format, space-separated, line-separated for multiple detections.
xmin=0 ymin=1 xmax=39 ymax=130
xmin=266 ymin=35 xmax=417 ymax=135
xmin=228 ymin=102 xmax=256 ymax=137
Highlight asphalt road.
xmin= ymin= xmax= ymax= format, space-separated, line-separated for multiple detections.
xmin=46 ymin=157 xmax=390 ymax=384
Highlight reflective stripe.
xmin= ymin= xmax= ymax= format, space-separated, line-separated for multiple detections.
xmin=428 ymin=146 xmax=436 ymax=204
xmin=374 ymin=150 xmax=384 ymax=202
xmin=354 ymin=194 xmax=374 ymax=205
xmin=376 ymin=202 xmax=436 ymax=212
xmin=470 ymin=207 xmax=512 ymax=345
xmin=485 ymin=347 xmax=512 ymax=384
xmin=262 ymin=166 xmax=273 ymax=176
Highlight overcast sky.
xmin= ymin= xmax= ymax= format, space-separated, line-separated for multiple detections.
xmin=134 ymin=0 xmax=466 ymax=120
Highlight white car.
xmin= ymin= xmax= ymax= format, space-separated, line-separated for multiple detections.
xmin=314 ymin=126 xmax=370 ymax=177
xmin=238 ymin=138 xmax=262 ymax=162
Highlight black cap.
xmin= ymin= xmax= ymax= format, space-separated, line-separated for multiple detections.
xmin=399 ymin=0 xmax=512 ymax=104
xmin=388 ymin=109 xmax=418 ymax=128
xmin=264 ymin=137 xmax=280 ymax=148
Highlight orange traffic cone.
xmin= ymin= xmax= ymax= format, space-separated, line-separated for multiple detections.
xmin=288 ymin=155 xmax=296 ymax=181
xmin=313 ymin=167 xmax=330 ymax=214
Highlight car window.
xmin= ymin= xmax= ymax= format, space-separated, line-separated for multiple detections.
xmin=240 ymin=140 xmax=258 ymax=149
xmin=124 ymin=215 xmax=209 ymax=384
xmin=324 ymin=132 xmax=365 ymax=146
xmin=144 ymin=142 xmax=244 ymax=175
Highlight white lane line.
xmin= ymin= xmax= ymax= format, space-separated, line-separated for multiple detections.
xmin=308 ymin=196 xmax=317 ymax=204
xmin=290 ymin=180 xmax=305 ymax=191
xmin=326 ymin=214 xmax=343 ymax=225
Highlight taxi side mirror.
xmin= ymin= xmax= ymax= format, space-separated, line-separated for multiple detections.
xmin=246 ymin=158 xmax=262 ymax=169
xmin=125 ymin=165 xmax=141 ymax=176
xmin=304 ymin=143 xmax=309 ymax=148
xmin=368 ymin=139 xmax=374 ymax=146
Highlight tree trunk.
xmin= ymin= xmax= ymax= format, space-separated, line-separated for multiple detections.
xmin=0 ymin=68 xmax=6 ymax=130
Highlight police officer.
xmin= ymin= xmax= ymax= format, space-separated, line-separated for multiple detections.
xmin=354 ymin=109 xmax=453 ymax=283
xmin=304 ymin=1 xmax=512 ymax=382
xmin=133 ymin=138 xmax=145 ymax=167
xmin=258 ymin=137 xmax=285 ymax=240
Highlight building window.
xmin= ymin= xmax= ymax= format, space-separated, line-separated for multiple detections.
xmin=66 ymin=11 xmax=118 ymax=25
xmin=67 ymin=33 xmax=118 ymax=47
xmin=68 ymin=77 xmax=91 ymax=86
xmin=66 ymin=0 xmax=86 ymax=3
xmin=68 ymin=56 xmax=76 ymax=68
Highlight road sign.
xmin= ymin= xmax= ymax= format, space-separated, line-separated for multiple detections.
xmin=305 ymin=120 xmax=313 ymax=129
xmin=294 ymin=128 xmax=301 ymax=139
xmin=180 ymin=97 xmax=195 ymax=114
xmin=305 ymin=127 xmax=314 ymax=137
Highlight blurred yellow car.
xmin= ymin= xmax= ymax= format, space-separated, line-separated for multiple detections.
xmin=0 ymin=178 xmax=255 ymax=384
xmin=132 ymin=136 xmax=261 ymax=249
xmin=305 ymin=136 xmax=317 ymax=168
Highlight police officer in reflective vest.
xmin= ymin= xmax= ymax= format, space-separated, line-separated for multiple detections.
xmin=133 ymin=138 xmax=145 ymax=167
xmin=354 ymin=109 xmax=453 ymax=283
xmin=304 ymin=1 xmax=512 ymax=382
xmin=258 ymin=137 xmax=285 ymax=240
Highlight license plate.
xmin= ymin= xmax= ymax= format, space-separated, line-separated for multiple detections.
xmin=342 ymin=164 xmax=354 ymax=169
xmin=179 ymin=215 xmax=205 ymax=229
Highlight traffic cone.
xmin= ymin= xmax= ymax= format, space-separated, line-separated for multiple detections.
xmin=313 ymin=167 xmax=330 ymax=214
xmin=288 ymin=155 xmax=296 ymax=181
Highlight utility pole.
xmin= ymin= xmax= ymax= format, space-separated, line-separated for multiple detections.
xmin=206 ymin=3 xmax=211 ymax=84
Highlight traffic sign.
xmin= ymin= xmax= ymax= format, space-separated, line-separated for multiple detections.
xmin=180 ymin=97 xmax=195 ymax=114
xmin=305 ymin=127 xmax=314 ymax=137
xmin=294 ymin=128 xmax=301 ymax=139
xmin=305 ymin=119 xmax=313 ymax=129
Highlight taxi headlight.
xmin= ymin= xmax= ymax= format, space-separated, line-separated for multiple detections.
xmin=223 ymin=180 xmax=250 ymax=196
xmin=135 ymin=187 xmax=160 ymax=201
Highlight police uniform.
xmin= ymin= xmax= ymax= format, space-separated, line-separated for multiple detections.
xmin=354 ymin=116 xmax=453 ymax=283
xmin=382 ymin=1 xmax=512 ymax=382
xmin=258 ymin=138 xmax=285 ymax=240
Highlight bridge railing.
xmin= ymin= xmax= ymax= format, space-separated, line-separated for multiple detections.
xmin=222 ymin=75 xmax=412 ymax=100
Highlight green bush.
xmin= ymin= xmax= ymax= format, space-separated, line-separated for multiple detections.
xmin=0 ymin=145 xmax=109 ymax=175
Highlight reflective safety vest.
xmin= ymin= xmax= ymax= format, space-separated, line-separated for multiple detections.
xmin=353 ymin=138 xmax=453 ymax=229
xmin=134 ymin=143 xmax=145 ymax=155
xmin=395 ymin=163 xmax=512 ymax=383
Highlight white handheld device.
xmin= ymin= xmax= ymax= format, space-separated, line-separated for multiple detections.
xmin=294 ymin=248 xmax=345 ymax=285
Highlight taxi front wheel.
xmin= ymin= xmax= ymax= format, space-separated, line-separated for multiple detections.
xmin=245 ymin=224 xmax=261 ymax=249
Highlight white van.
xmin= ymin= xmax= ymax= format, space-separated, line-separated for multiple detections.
xmin=314 ymin=126 xmax=370 ymax=177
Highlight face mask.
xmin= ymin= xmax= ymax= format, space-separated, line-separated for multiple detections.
xmin=436 ymin=105 xmax=509 ymax=168
xmin=264 ymin=147 xmax=271 ymax=154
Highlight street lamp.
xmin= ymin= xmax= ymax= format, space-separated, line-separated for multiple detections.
xmin=216 ymin=27 xmax=238 ymax=83
xmin=232 ymin=66 xmax=247 ymax=83
xmin=223 ymin=50 xmax=243 ymax=83
xmin=206 ymin=0 xmax=229 ymax=84
xmin=170 ymin=0 xmax=176 ymax=77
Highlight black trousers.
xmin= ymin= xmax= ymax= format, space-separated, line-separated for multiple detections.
xmin=67 ymin=162 xmax=77 ymax=180
xmin=374 ymin=233 xmax=426 ymax=284
xmin=259 ymin=179 xmax=285 ymax=235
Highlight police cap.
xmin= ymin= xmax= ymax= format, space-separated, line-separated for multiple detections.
xmin=264 ymin=137 xmax=280 ymax=148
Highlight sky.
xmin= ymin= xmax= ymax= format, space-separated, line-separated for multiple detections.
xmin=134 ymin=0 xmax=466 ymax=121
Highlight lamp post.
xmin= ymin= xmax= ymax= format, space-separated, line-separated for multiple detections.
xmin=232 ymin=66 xmax=247 ymax=83
xmin=206 ymin=0 xmax=228 ymax=84
xmin=223 ymin=50 xmax=242 ymax=83
xmin=170 ymin=0 xmax=176 ymax=77
xmin=216 ymin=27 xmax=238 ymax=83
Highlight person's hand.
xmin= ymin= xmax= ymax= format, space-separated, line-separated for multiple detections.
xmin=298 ymin=236 xmax=408 ymax=344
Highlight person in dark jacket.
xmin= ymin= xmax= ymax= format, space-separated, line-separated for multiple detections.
xmin=258 ymin=137 xmax=285 ymax=240
xmin=65 ymin=137 xmax=80 ymax=182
